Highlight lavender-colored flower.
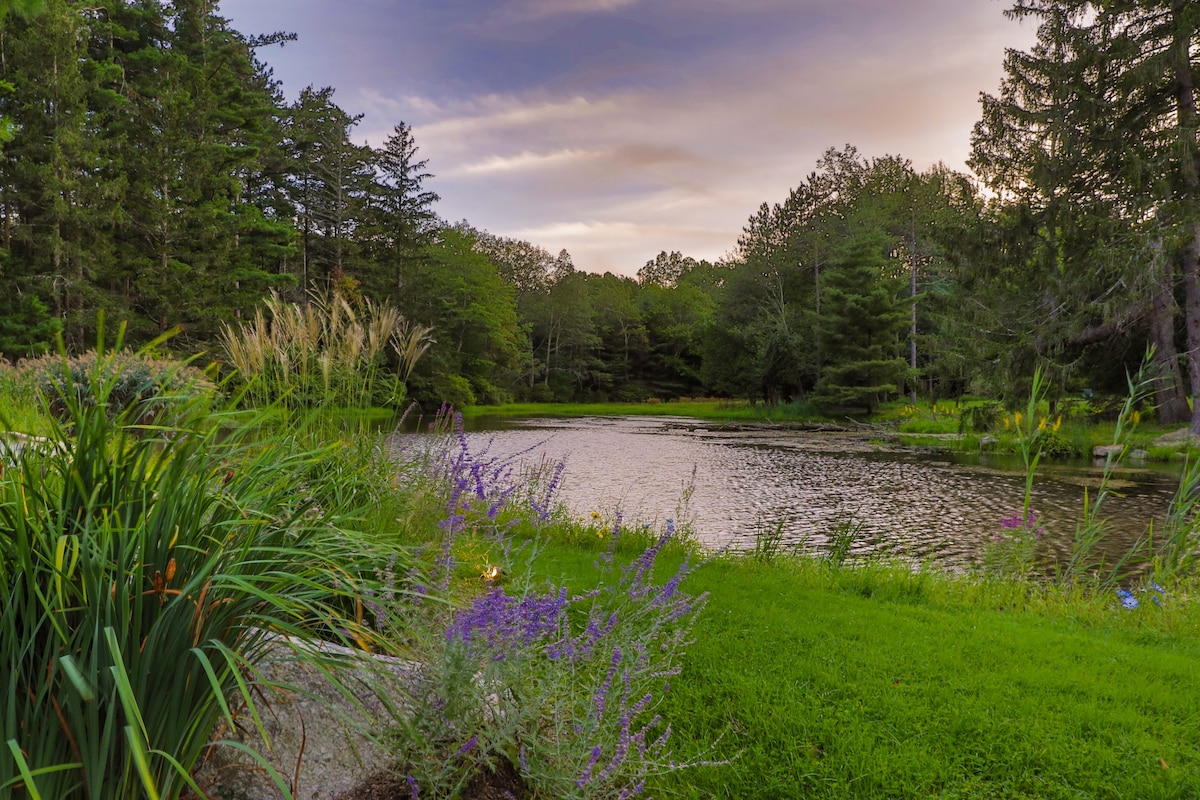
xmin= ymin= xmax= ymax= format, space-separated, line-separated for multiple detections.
xmin=447 ymin=586 xmax=569 ymax=660
xmin=576 ymin=745 xmax=603 ymax=787
xmin=456 ymin=735 xmax=478 ymax=756
xmin=616 ymin=781 xmax=645 ymax=799
xmin=1117 ymin=588 xmax=1139 ymax=609
xmin=406 ymin=775 xmax=419 ymax=800
xmin=593 ymin=646 xmax=622 ymax=719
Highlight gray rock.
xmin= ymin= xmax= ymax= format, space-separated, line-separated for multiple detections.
xmin=194 ymin=637 xmax=421 ymax=800
xmin=1093 ymin=444 xmax=1124 ymax=458
xmin=0 ymin=431 xmax=65 ymax=460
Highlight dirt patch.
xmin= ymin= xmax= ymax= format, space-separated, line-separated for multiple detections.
xmin=334 ymin=758 xmax=531 ymax=800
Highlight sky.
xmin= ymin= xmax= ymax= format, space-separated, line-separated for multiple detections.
xmin=218 ymin=0 xmax=1037 ymax=277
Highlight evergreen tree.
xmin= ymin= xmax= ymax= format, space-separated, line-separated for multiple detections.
xmin=362 ymin=122 xmax=439 ymax=300
xmin=972 ymin=0 xmax=1200 ymax=424
xmin=812 ymin=229 xmax=908 ymax=413
xmin=96 ymin=0 xmax=290 ymax=345
xmin=0 ymin=0 xmax=119 ymax=350
xmin=283 ymin=86 xmax=374 ymax=296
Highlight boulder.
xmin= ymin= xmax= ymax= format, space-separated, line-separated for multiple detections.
xmin=194 ymin=638 xmax=421 ymax=800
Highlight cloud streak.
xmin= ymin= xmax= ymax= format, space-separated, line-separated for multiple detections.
xmin=222 ymin=0 xmax=1038 ymax=275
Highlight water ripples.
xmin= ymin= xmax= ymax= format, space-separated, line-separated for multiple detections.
xmin=443 ymin=416 xmax=1181 ymax=570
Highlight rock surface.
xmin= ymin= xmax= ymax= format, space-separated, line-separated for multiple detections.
xmin=193 ymin=639 xmax=420 ymax=800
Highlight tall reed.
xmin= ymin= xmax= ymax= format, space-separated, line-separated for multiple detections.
xmin=1059 ymin=358 xmax=1154 ymax=585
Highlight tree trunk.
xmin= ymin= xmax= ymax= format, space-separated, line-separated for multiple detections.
xmin=1149 ymin=275 xmax=1190 ymax=424
xmin=1171 ymin=0 xmax=1200 ymax=434
xmin=1148 ymin=234 xmax=1190 ymax=423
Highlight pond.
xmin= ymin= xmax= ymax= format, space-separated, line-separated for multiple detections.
xmin=424 ymin=415 xmax=1187 ymax=572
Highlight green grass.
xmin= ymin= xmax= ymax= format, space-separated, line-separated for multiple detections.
xmin=520 ymin=544 xmax=1200 ymax=799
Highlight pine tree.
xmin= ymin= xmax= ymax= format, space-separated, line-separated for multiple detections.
xmin=972 ymin=0 xmax=1200 ymax=424
xmin=812 ymin=229 xmax=908 ymax=413
xmin=362 ymin=122 xmax=439 ymax=300
xmin=283 ymin=86 xmax=374 ymax=295
xmin=0 ymin=0 xmax=120 ymax=350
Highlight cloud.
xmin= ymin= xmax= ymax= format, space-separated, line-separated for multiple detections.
xmin=454 ymin=148 xmax=601 ymax=175
xmin=228 ymin=0 xmax=1040 ymax=275
xmin=415 ymin=94 xmax=618 ymax=138
xmin=515 ymin=0 xmax=642 ymax=20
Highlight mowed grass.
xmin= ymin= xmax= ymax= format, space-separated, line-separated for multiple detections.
xmin=528 ymin=542 xmax=1200 ymax=799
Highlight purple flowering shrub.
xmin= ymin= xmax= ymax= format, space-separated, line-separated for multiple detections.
xmin=383 ymin=521 xmax=705 ymax=799
xmin=379 ymin=409 xmax=711 ymax=797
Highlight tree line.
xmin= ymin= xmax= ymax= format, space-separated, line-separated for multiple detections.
xmin=3 ymin=0 xmax=1200 ymax=427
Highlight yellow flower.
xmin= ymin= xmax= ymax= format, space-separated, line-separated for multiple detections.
xmin=1052 ymin=416 xmax=1062 ymax=433
xmin=1013 ymin=411 xmax=1023 ymax=428
xmin=1131 ymin=410 xmax=1142 ymax=425
xmin=590 ymin=511 xmax=602 ymax=520
xmin=1037 ymin=416 xmax=1047 ymax=432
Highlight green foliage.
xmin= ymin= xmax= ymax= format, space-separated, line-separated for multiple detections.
xmin=18 ymin=347 xmax=214 ymax=424
xmin=0 ymin=348 xmax=391 ymax=800
xmin=812 ymin=229 xmax=909 ymax=413
xmin=400 ymin=228 xmax=523 ymax=407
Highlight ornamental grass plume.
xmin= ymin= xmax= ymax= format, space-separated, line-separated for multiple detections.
xmin=219 ymin=287 xmax=433 ymax=409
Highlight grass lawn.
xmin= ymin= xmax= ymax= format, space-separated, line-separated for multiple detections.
xmin=527 ymin=540 xmax=1200 ymax=799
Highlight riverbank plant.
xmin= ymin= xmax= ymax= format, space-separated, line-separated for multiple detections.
xmin=0 ymin=344 xmax=393 ymax=800
xmin=219 ymin=288 xmax=433 ymax=410
xmin=370 ymin=410 xmax=712 ymax=798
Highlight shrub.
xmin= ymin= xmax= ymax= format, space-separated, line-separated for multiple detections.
xmin=0 ymin=348 xmax=391 ymax=800
xmin=18 ymin=349 xmax=214 ymax=425
xmin=378 ymin=413 xmax=710 ymax=798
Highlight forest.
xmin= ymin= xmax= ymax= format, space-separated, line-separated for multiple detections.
xmin=3 ymin=1 xmax=1200 ymax=429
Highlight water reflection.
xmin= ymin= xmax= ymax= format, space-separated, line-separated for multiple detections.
xmin=437 ymin=415 xmax=1182 ymax=571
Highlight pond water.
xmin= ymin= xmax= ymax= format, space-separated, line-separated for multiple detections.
xmin=422 ymin=415 xmax=1186 ymax=572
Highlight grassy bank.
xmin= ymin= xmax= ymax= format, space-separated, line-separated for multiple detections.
xmin=527 ymin=539 xmax=1200 ymax=799
xmin=460 ymin=398 xmax=821 ymax=424
xmin=465 ymin=396 xmax=1199 ymax=462
xmin=5 ymin=344 xmax=1200 ymax=799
